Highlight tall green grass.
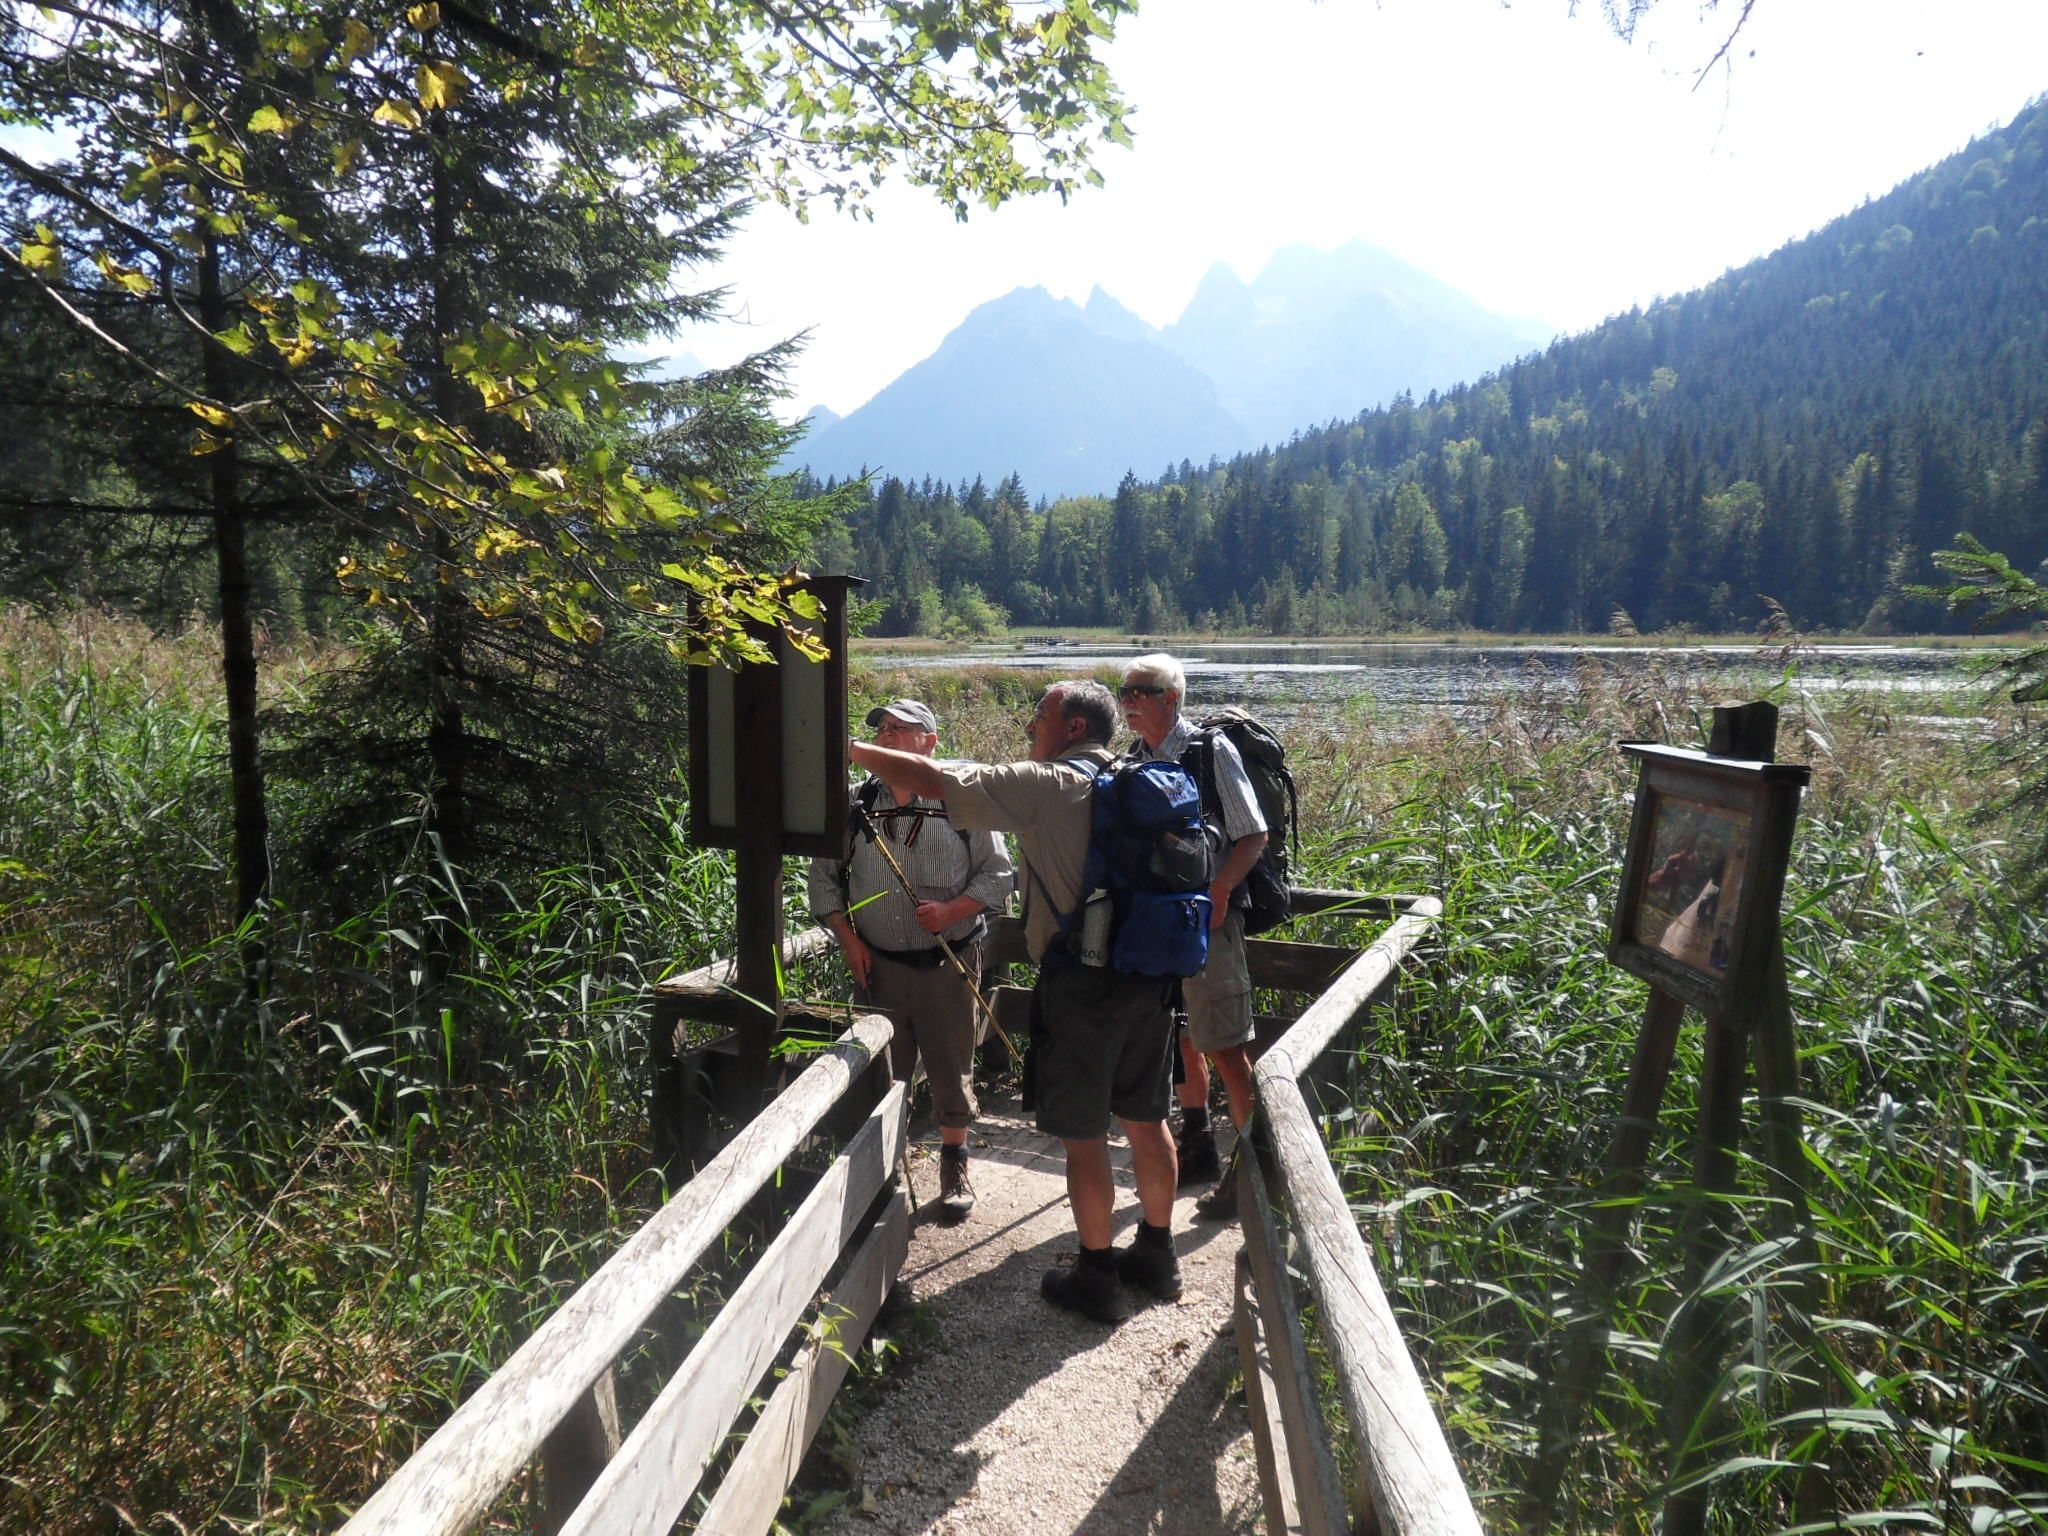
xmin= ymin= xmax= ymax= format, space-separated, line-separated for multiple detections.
xmin=5 ymin=614 xmax=2041 ymax=1533
xmin=0 ymin=612 xmax=838 ymax=1531
xmin=1298 ymin=662 xmax=2048 ymax=1532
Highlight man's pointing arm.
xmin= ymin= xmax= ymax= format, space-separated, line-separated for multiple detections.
xmin=849 ymin=738 xmax=949 ymax=803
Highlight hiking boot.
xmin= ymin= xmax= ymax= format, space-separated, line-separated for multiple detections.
xmin=1176 ymin=1122 xmax=1221 ymax=1188
xmin=1041 ymin=1254 xmax=1122 ymax=1324
xmin=1117 ymin=1228 xmax=1184 ymax=1302
xmin=1195 ymin=1157 xmax=1239 ymax=1222
xmin=938 ymin=1144 xmax=975 ymax=1223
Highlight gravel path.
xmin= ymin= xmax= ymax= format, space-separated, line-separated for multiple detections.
xmin=818 ymin=1090 xmax=1263 ymax=1536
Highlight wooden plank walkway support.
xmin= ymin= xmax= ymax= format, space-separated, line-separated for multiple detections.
xmin=339 ymin=1012 xmax=896 ymax=1536
xmin=1235 ymin=1249 xmax=1306 ymax=1536
xmin=1239 ymin=1133 xmax=1349 ymax=1536
xmin=541 ymin=1373 xmax=622 ymax=1535
xmin=559 ymin=1082 xmax=908 ymax=1536
xmin=649 ymin=926 xmax=841 ymax=1179
xmin=354 ymin=889 xmax=1472 ymax=1536
xmin=695 ymin=1185 xmax=914 ymax=1536
xmin=1237 ymin=898 xmax=1483 ymax=1536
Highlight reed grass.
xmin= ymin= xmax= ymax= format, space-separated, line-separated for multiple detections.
xmin=3 ymin=611 xmax=2040 ymax=1533
xmin=0 ymin=611 xmax=836 ymax=1531
xmin=1292 ymin=657 xmax=2048 ymax=1533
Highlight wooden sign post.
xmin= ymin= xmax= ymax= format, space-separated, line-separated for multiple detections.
xmin=680 ymin=574 xmax=861 ymax=1110
xmin=1526 ymin=702 xmax=1826 ymax=1536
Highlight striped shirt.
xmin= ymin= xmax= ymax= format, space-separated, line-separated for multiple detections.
xmin=1131 ymin=716 xmax=1267 ymax=844
xmin=807 ymin=773 xmax=1015 ymax=953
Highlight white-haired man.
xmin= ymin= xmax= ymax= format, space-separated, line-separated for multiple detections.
xmin=1119 ymin=652 xmax=1268 ymax=1219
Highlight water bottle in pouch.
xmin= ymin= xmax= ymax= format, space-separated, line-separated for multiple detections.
xmin=1076 ymin=888 xmax=1113 ymax=967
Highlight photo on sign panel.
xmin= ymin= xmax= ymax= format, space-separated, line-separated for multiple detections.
xmin=1633 ymin=793 xmax=1752 ymax=977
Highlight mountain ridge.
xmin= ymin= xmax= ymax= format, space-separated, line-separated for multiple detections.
xmin=790 ymin=242 xmax=1547 ymax=495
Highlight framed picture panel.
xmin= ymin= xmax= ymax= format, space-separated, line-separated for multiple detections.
xmin=687 ymin=573 xmax=862 ymax=858
xmin=1608 ymin=742 xmax=1810 ymax=1015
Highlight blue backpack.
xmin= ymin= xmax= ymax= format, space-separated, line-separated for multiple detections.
xmin=1070 ymin=757 xmax=1214 ymax=978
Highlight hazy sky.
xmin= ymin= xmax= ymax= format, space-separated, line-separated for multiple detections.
xmin=683 ymin=0 xmax=2048 ymax=419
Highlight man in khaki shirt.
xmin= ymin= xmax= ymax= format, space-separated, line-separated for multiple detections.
xmin=850 ymin=680 xmax=1182 ymax=1324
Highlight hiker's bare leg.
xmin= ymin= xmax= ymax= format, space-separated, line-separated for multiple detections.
xmin=1122 ymin=1116 xmax=1178 ymax=1227
xmin=1063 ymin=1135 xmax=1115 ymax=1248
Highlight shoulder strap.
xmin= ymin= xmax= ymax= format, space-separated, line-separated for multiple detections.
xmin=1032 ymin=751 xmax=1111 ymax=935
xmin=841 ymin=777 xmax=884 ymax=897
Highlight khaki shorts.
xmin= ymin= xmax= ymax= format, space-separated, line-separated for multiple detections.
xmin=1183 ymin=908 xmax=1253 ymax=1054
xmin=863 ymin=945 xmax=980 ymax=1129
xmin=1031 ymin=959 xmax=1177 ymax=1141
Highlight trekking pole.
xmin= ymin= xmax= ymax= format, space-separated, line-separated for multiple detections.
xmin=849 ymin=802 xmax=1024 ymax=1071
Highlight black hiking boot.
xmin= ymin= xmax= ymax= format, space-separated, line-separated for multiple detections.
xmin=1117 ymin=1222 xmax=1183 ymax=1302
xmin=1041 ymin=1251 xmax=1122 ymax=1324
xmin=1176 ymin=1121 xmax=1221 ymax=1188
xmin=938 ymin=1144 xmax=975 ymax=1223
xmin=1195 ymin=1151 xmax=1240 ymax=1222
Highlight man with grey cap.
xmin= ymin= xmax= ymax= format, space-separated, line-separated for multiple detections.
xmin=808 ymin=699 xmax=1014 ymax=1221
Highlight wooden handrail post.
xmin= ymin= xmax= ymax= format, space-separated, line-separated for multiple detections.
xmin=540 ymin=1371 xmax=621 ymax=1535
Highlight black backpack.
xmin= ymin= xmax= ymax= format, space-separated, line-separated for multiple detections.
xmin=1183 ymin=707 xmax=1298 ymax=936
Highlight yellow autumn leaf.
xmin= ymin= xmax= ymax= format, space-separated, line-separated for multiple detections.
xmin=417 ymin=60 xmax=466 ymax=112
xmin=95 ymin=252 xmax=153 ymax=294
xmin=373 ymin=98 xmax=423 ymax=130
xmin=21 ymin=224 xmax=61 ymax=273
xmin=340 ymin=18 xmax=374 ymax=60
xmin=407 ymin=3 xmax=440 ymax=30
xmin=187 ymin=401 xmax=234 ymax=429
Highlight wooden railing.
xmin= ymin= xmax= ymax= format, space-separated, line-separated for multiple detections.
xmin=1232 ymin=894 xmax=1484 ymax=1536
xmin=341 ymin=891 xmax=1477 ymax=1536
xmin=339 ymin=991 xmax=907 ymax=1536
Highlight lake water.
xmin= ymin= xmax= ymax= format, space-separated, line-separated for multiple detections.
xmin=877 ymin=640 xmax=1989 ymax=730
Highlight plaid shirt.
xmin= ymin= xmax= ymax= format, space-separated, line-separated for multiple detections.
xmin=807 ymin=773 xmax=1014 ymax=952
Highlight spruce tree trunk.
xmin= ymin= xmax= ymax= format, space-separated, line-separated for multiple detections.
xmin=198 ymin=229 xmax=272 ymax=933
xmin=425 ymin=113 xmax=469 ymax=870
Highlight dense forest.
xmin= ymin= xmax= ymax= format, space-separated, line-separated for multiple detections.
xmin=825 ymin=96 xmax=2048 ymax=637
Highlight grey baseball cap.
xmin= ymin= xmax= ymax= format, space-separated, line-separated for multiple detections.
xmin=865 ymin=698 xmax=938 ymax=733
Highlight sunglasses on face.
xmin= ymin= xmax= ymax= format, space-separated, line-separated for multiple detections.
xmin=1118 ymin=684 xmax=1166 ymax=700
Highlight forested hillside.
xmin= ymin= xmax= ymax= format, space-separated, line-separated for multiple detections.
xmin=826 ymin=98 xmax=2048 ymax=637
